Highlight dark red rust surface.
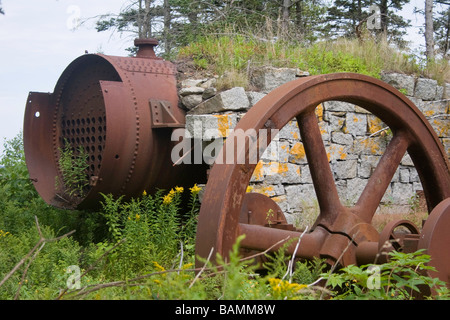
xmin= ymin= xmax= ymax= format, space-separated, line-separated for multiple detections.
xmin=195 ymin=73 xmax=450 ymax=269
xmin=418 ymin=198 xmax=450 ymax=285
xmin=24 ymin=39 xmax=205 ymax=209
xmin=378 ymin=219 xmax=420 ymax=253
xmin=240 ymin=192 xmax=292 ymax=228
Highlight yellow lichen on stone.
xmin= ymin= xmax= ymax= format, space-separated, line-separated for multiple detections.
xmin=423 ymin=109 xmax=435 ymax=117
xmin=290 ymin=142 xmax=306 ymax=160
xmin=251 ymin=184 xmax=275 ymax=196
xmin=251 ymin=160 xmax=265 ymax=181
xmin=367 ymin=116 xmax=384 ymax=135
xmin=215 ymin=114 xmax=230 ymax=137
xmin=319 ymin=121 xmax=328 ymax=135
xmin=360 ymin=138 xmax=381 ymax=155
xmin=432 ymin=119 xmax=449 ymax=137
xmin=327 ymin=144 xmax=347 ymax=161
xmin=315 ymin=103 xmax=324 ymax=121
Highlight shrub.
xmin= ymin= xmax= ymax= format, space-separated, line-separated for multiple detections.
xmin=322 ymin=250 xmax=450 ymax=300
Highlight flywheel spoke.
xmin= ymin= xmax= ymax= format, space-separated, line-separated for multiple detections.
xmin=355 ymin=131 xmax=410 ymax=222
xmin=297 ymin=111 xmax=343 ymax=222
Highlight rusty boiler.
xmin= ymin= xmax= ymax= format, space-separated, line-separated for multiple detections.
xmin=24 ymin=39 xmax=206 ymax=209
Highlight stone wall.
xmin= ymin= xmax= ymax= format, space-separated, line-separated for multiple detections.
xmin=178 ymin=69 xmax=449 ymax=225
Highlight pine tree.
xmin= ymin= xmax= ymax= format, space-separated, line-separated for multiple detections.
xmin=434 ymin=2 xmax=450 ymax=58
xmin=325 ymin=0 xmax=410 ymax=45
xmin=425 ymin=0 xmax=435 ymax=60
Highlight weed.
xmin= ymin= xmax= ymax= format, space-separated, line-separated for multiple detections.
xmin=322 ymin=250 xmax=449 ymax=300
xmin=56 ymin=140 xmax=89 ymax=198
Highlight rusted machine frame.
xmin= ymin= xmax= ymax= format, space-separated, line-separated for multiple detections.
xmin=22 ymin=40 xmax=450 ymax=290
xmin=195 ymin=73 xmax=450 ymax=285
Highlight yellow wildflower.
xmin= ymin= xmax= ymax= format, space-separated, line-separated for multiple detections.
xmin=189 ymin=184 xmax=202 ymax=195
xmin=153 ymin=261 xmax=165 ymax=272
xmin=142 ymin=190 xmax=147 ymax=196
xmin=175 ymin=186 xmax=184 ymax=193
xmin=163 ymin=187 xmax=184 ymax=204
xmin=182 ymin=263 xmax=193 ymax=270
xmin=135 ymin=214 xmax=140 ymax=220
xmin=163 ymin=193 xmax=173 ymax=205
xmin=0 ymin=230 xmax=10 ymax=237
xmin=268 ymin=278 xmax=307 ymax=298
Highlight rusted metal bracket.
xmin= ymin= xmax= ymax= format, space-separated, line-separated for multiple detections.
xmin=150 ymin=99 xmax=184 ymax=128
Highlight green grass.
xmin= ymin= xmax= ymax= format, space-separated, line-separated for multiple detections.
xmin=177 ymin=34 xmax=449 ymax=89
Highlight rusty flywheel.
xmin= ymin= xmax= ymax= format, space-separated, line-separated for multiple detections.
xmin=23 ymin=42 xmax=449 ymax=288
xmin=195 ymin=73 xmax=450 ymax=285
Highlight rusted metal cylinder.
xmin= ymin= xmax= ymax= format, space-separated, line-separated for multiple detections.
xmin=24 ymin=39 xmax=206 ymax=209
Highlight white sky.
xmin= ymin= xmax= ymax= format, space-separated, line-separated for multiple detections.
xmin=0 ymin=0 xmax=130 ymax=155
xmin=0 ymin=0 xmax=427 ymax=156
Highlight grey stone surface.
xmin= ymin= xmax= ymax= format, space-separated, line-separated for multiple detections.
xmin=299 ymin=165 xmax=313 ymax=184
xmin=185 ymin=113 xmax=238 ymax=139
xmin=251 ymin=67 xmax=299 ymax=93
xmin=189 ymin=87 xmax=249 ymax=114
xmin=285 ymin=184 xmax=317 ymax=209
xmin=358 ymin=155 xmax=380 ymax=178
xmin=345 ymin=178 xmax=367 ymax=204
xmin=445 ymin=83 xmax=450 ymax=98
xmin=401 ymin=153 xmax=414 ymax=166
xmin=324 ymin=101 xmax=355 ymax=112
xmin=202 ymin=87 xmax=217 ymax=100
xmin=331 ymin=132 xmax=353 ymax=145
xmin=391 ymin=182 xmax=414 ymax=205
xmin=415 ymin=78 xmax=438 ymax=100
xmin=260 ymin=140 xmax=290 ymax=163
xmin=399 ymin=168 xmax=410 ymax=183
xmin=436 ymin=85 xmax=444 ymax=99
xmin=333 ymin=159 xmax=357 ymax=179
xmin=279 ymin=120 xmax=301 ymax=140
xmin=247 ymin=91 xmax=266 ymax=107
xmin=325 ymin=112 xmax=346 ymax=132
xmin=179 ymin=86 xmax=205 ymax=96
xmin=381 ymin=72 xmax=415 ymax=96
xmin=181 ymin=94 xmax=203 ymax=110
xmin=346 ymin=112 xmax=367 ymax=137
xmin=180 ymin=79 xmax=206 ymax=88
xmin=199 ymin=78 xmax=217 ymax=88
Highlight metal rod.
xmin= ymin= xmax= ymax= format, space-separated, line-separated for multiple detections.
xmin=238 ymin=223 xmax=327 ymax=260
